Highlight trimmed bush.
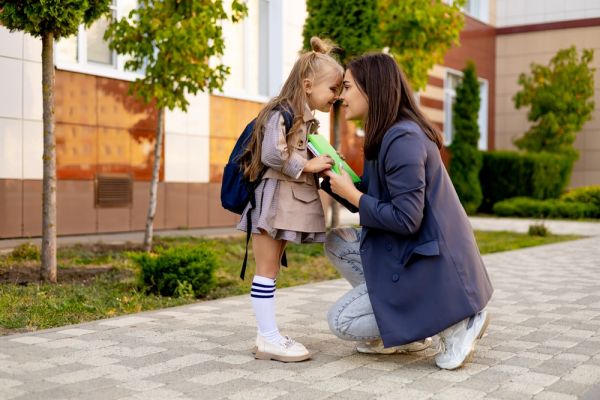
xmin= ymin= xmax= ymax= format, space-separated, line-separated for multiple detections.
xmin=561 ymin=186 xmax=600 ymax=215
xmin=479 ymin=151 xmax=575 ymax=212
xmin=492 ymin=197 xmax=597 ymax=219
xmin=130 ymin=245 xmax=217 ymax=298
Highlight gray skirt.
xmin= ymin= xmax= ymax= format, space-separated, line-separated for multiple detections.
xmin=237 ymin=178 xmax=326 ymax=244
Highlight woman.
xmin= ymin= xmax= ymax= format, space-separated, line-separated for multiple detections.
xmin=324 ymin=53 xmax=493 ymax=370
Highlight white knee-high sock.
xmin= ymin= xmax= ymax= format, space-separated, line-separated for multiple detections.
xmin=251 ymin=275 xmax=284 ymax=344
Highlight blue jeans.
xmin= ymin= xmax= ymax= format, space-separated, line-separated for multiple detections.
xmin=325 ymin=228 xmax=380 ymax=342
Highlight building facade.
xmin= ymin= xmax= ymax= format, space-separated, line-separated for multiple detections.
xmin=1 ymin=0 xmax=599 ymax=239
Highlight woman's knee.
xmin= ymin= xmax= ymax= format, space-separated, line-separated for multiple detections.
xmin=327 ymin=303 xmax=375 ymax=341
xmin=324 ymin=228 xmax=359 ymax=255
xmin=327 ymin=303 xmax=349 ymax=340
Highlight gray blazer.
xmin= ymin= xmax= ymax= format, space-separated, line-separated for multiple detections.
xmin=358 ymin=120 xmax=493 ymax=347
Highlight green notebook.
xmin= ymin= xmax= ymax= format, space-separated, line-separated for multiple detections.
xmin=307 ymin=134 xmax=361 ymax=183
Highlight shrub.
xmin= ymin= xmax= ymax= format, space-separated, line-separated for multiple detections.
xmin=528 ymin=222 xmax=549 ymax=237
xmin=479 ymin=151 xmax=575 ymax=212
xmin=130 ymin=245 xmax=217 ymax=298
xmin=492 ymin=197 xmax=596 ymax=219
xmin=449 ymin=61 xmax=483 ymax=214
xmin=10 ymin=242 xmax=41 ymax=261
xmin=561 ymin=186 xmax=600 ymax=216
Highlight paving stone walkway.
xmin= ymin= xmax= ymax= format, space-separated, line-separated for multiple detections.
xmin=2 ymin=234 xmax=600 ymax=399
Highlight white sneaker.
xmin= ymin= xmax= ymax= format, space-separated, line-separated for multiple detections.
xmin=435 ymin=310 xmax=490 ymax=370
xmin=254 ymin=334 xmax=312 ymax=362
xmin=356 ymin=337 xmax=433 ymax=354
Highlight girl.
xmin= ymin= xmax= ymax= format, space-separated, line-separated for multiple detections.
xmin=324 ymin=53 xmax=493 ymax=370
xmin=237 ymin=37 xmax=343 ymax=362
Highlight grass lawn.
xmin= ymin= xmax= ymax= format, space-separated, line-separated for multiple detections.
xmin=0 ymin=231 xmax=581 ymax=335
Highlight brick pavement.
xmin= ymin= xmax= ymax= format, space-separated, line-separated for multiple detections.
xmin=1 ymin=236 xmax=600 ymax=399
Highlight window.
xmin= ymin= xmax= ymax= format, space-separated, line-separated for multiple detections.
xmin=55 ymin=0 xmax=142 ymax=81
xmin=444 ymin=70 xmax=488 ymax=150
xmin=444 ymin=72 xmax=461 ymax=146
xmin=464 ymin=0 xmax=489 ymax=23
xmin=218 ymin=0 xmax=282 ymax=102
xmin=86 ymin=12 xmax=113 ymax=65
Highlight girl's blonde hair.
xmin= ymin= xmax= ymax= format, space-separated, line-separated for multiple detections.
xmin=240 ymin=37 xmax=343 ymax=181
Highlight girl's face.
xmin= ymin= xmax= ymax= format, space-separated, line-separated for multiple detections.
xmin=305 ymin=65 xmax=343 ymax=113
xmin=340 ymin=70 xmax=368 ymax=121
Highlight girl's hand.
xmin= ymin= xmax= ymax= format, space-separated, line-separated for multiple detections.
xmin=303 ymin=154 xmax=334 ymax=173
xmin=324 ymin=168 xmax=363 ymax=208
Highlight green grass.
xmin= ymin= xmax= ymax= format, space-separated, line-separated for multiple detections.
xmin=474 ymin=231 xmax=581 ymax=254
xmin=0 ymin=230 xmax=582 ymax=334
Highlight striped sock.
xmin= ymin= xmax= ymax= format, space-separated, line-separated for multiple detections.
xmin=251 ymin=275 xmax=284 ymax=344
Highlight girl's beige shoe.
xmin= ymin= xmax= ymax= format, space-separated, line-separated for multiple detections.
xmin=254 ymin=334 xmax=312 ymax=362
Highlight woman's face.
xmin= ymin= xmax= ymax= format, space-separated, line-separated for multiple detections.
xmin=340 ymin=70 xmax=368 ymax=121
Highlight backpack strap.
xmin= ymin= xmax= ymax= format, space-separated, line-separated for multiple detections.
xmin=240 ymin=108 xmax=294 ymax=280
xmin=240 ymin=187 xmax=258 ymax=280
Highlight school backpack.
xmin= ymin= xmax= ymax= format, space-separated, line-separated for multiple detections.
xmin=220 ymin=107 xmax=294 ymax=279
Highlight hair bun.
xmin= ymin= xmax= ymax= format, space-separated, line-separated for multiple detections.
xmin=310 ymin=36 xmax=333 ymax=54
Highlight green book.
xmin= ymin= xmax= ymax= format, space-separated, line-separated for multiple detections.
xmin=307 ymin=134 xmax=361 ymax=183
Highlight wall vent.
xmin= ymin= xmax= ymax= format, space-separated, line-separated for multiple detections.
xmin=95 ymin=174 xmax=132 ymax=208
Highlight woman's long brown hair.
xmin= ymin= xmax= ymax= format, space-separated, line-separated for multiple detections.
xmin=240 ymin=37 xmax=343 ymax=181
xmin=346 ymin=53 xmax=443 ymax=160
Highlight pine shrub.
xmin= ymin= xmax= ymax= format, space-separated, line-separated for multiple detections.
xmin=449 ymin=61 xmax=482 ymax=214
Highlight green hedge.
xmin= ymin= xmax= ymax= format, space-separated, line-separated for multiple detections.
xmin=130 ymin=245 xmax=217 ymax=298
xmin=479 ymin=151 xmax=575 ymax=212
xmin=492 ymin=197 xmax=597 ymax=219
xmin=561 ymin=186 xmax=600 ymax=211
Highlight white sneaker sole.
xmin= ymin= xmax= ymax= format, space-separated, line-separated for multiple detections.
xmin=254 ymin=349 xmax=312 ymax=362
xmin=356 ymin=338 xmax=433 ymax=354
xmin=438 ymin=312 xmax=491 ymax=370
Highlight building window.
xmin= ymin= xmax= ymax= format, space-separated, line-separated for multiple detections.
xmin=86 ymin=12 xmax=114 ymax=65
xmin=218 ymin=0 xmax=281 ymax=102
xmin=55 ymin=0 xmax=142 ymax=81
xmin=444 ymin=70 xmax=488 ymax=150
xmin=464 ymin=0 xmax=489 ymax=23
xmin=444 ymin=72 xmax=461 ymax=146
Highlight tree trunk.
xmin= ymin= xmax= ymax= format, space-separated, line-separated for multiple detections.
xmin=143 ymin=107 xmax=165 ymax=252
xmin=40 ymin=32 xmax=57 ymax=283
xmin=330 ymin=101 xmax=341 ymax=228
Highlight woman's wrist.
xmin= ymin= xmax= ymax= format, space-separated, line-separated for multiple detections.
xmin=347 ymin=188 xmax=363 ymax=208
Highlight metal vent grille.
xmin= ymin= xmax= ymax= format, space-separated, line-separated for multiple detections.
xmin=95 ymin=174 xmax=132 ymax=208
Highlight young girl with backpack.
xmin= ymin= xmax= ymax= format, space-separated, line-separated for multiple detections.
xmin=237 ymin=37 xmax=343 ymax=362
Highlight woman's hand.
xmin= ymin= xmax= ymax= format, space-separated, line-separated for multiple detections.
xmin=324 ymin=168 xmax=363 ymax=208
xmin=303 ymin=154 xmax=334 ymax=173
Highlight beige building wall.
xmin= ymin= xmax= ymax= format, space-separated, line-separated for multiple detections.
xmin=496 ymin=25 xmax=600 ymax=187
xmin=488 ymin=0 xmax=497 ymax=26
xmin=496 ymin=0 xmax=600 ymax=27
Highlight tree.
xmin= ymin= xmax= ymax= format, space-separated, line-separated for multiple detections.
xmin=449 ymin=61 xmax=482 ymax=214
xmin=105 ymin=0 xmax=247 ymax=252
xmin=0 ymin=0 xmax=111 ymax=282
xmin=514 ymin=46 xmax=595 ymax=157
xmin=303 ymin=0 xmax=380 ymax=227
xmin=379 ymin=0 xmax=466 ymax=91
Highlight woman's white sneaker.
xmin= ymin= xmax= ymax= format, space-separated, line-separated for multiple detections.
xmin=356 ymin=337 xmax=433 ymax=354
xmin=255 ymin=334 xmax=312 ymax=362
xmin=435 ymin=310 xmax=490 ymax=370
